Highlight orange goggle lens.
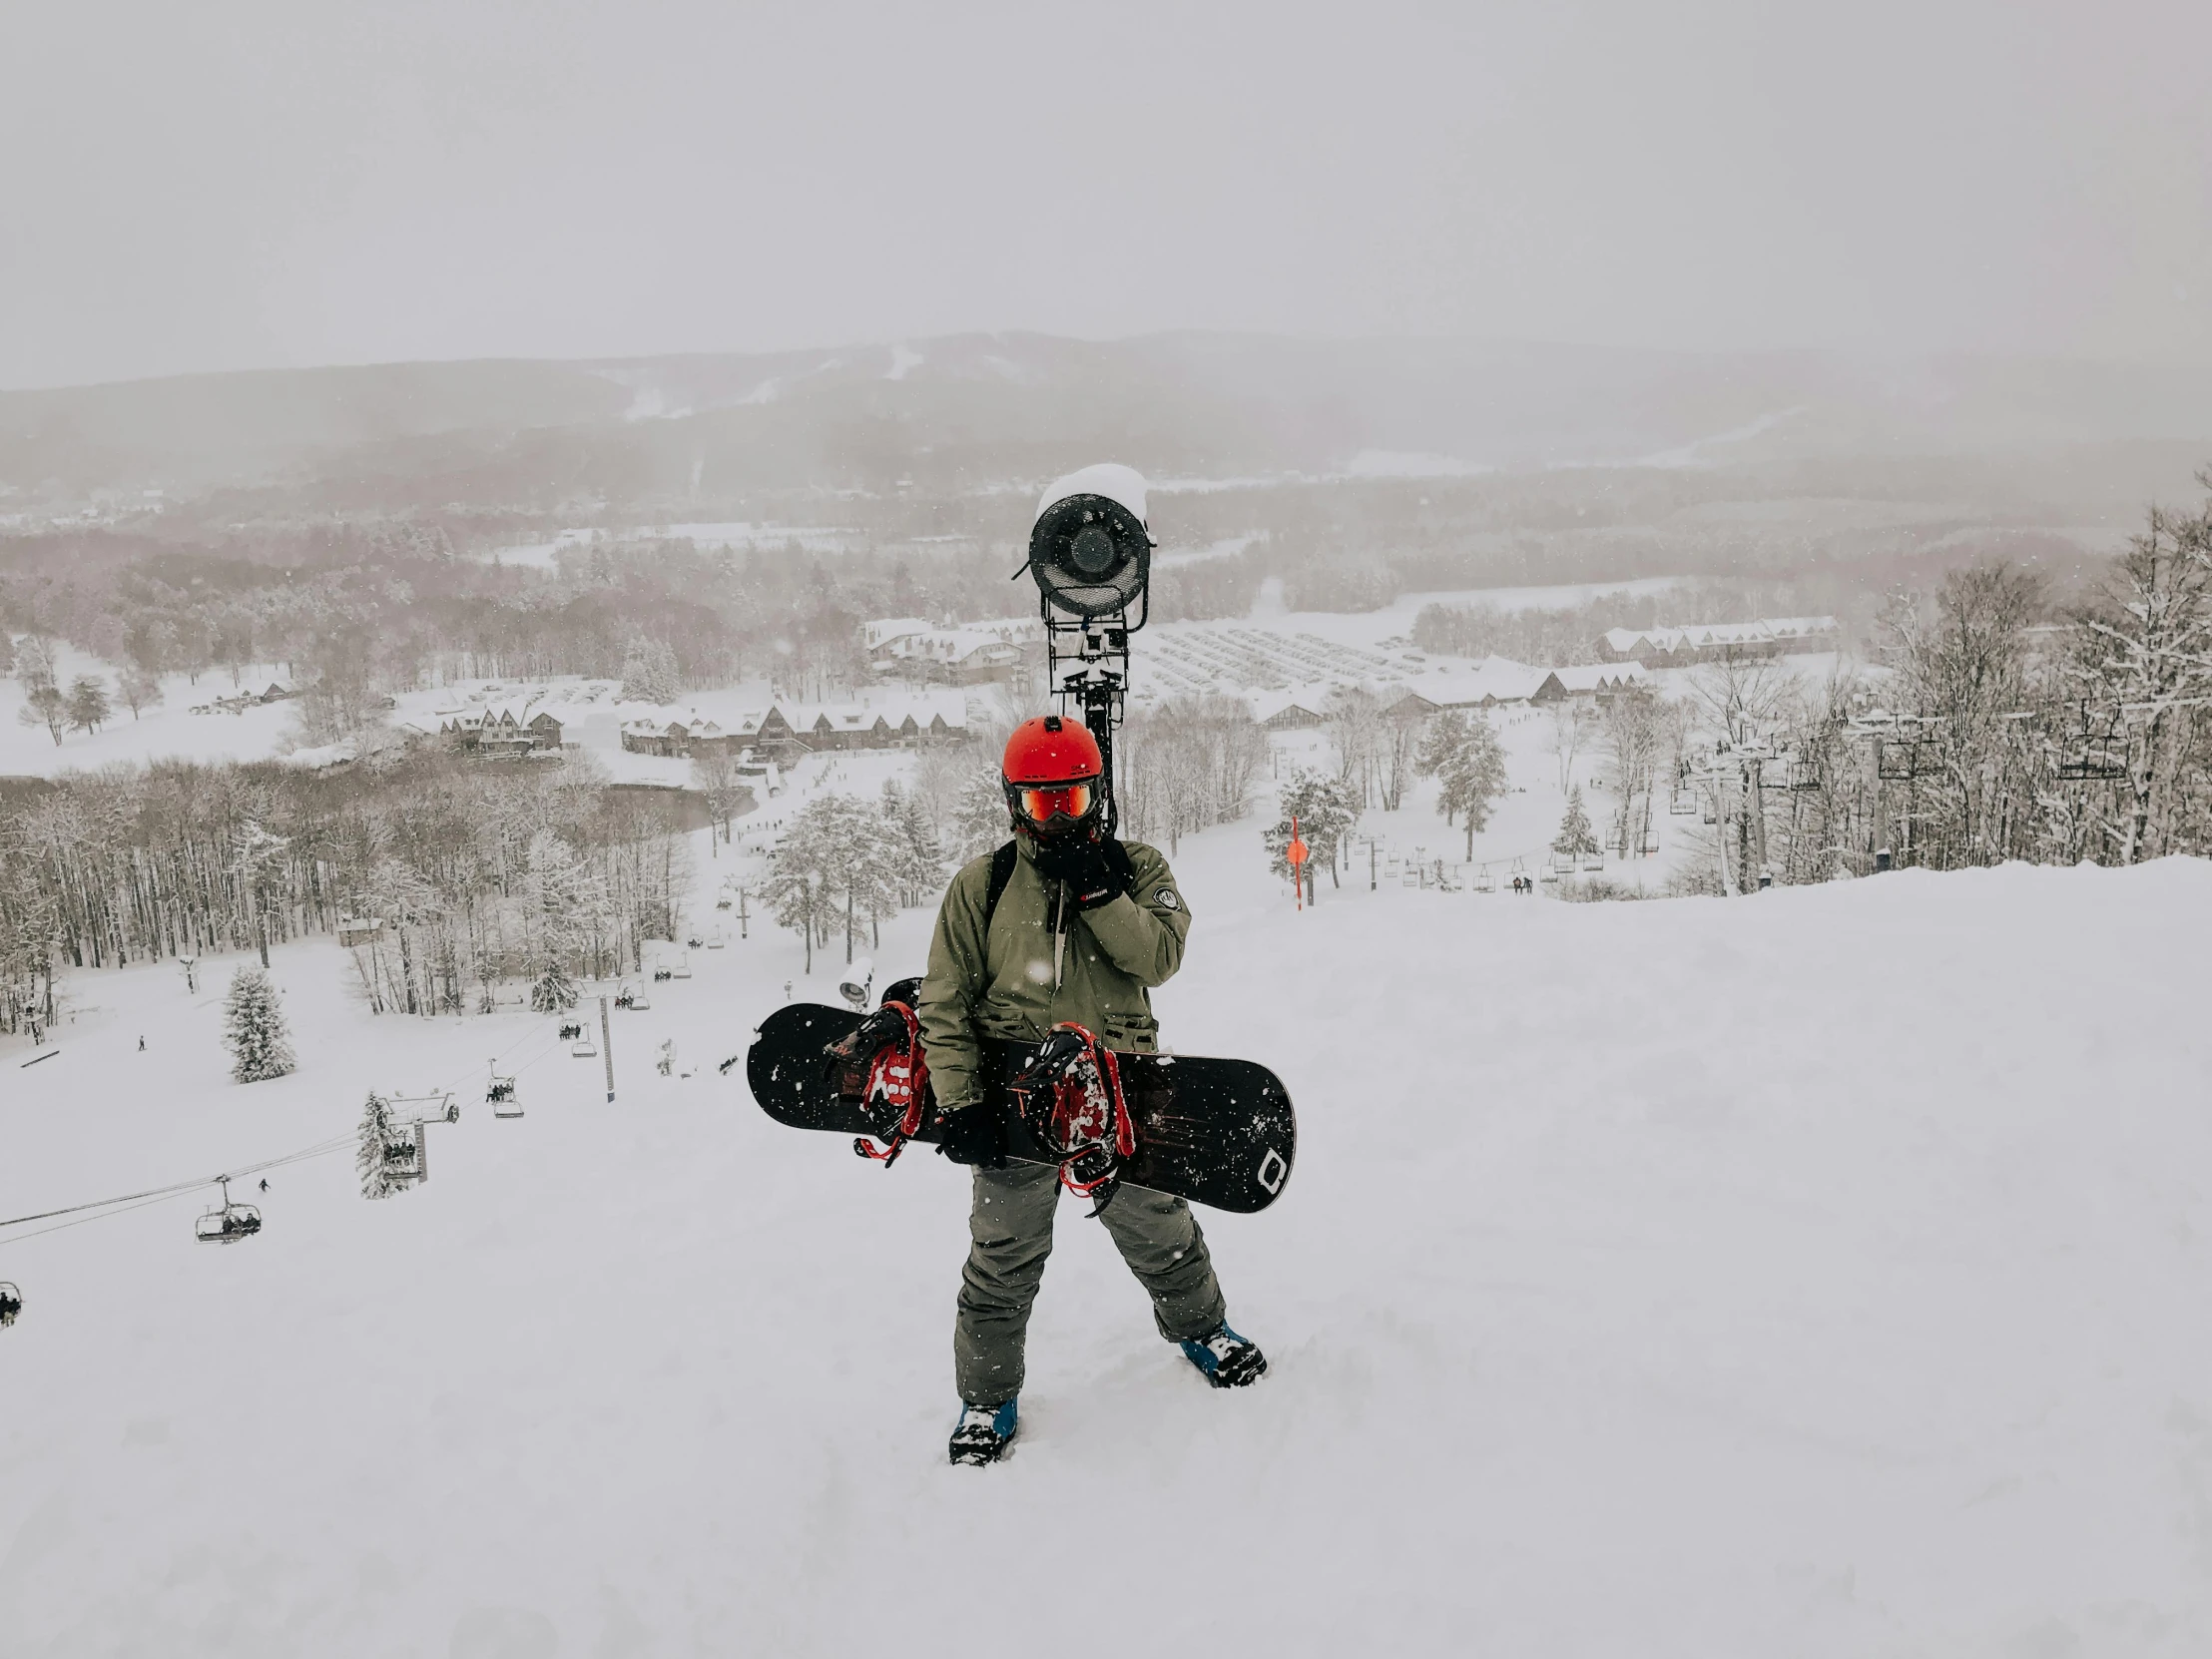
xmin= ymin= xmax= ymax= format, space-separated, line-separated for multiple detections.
xmin=1015 ymin=783 xmax=1094 ymax=824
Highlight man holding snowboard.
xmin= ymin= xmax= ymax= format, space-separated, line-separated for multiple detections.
xmin=920 ymin=713 xmax=1268 ymax=1465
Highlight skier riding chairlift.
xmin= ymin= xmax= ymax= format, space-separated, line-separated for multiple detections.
xmin=0 ymin=1281 xmax=21 ymax=1328
xmin=193 ymin=1178 xmax=262 ymax=1245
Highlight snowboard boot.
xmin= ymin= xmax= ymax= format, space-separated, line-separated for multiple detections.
xmin=948 ymin=1398 xmax=1018 ymax=1466
xmin=1180 ymin=1322 xmax=1268 ymax=1388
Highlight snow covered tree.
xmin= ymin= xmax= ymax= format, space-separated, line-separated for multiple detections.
xmin=949 ymin=763 xmax=1012 ymax=862
xmin=531 ymin=959 xmax=578 ymax=1013
xmin=2069 ymin=485 xmax=2212 ymax=863
xmin=13 ymin=636 xmax=54 ymax=691
xmin=762 ymin=797 xmax=845 ymax=973
xmin=357 ymin=1092 xmax=400 ymax=1199
xmin=882 ymin=779 xmax=943 ymax=906
xmin=1266 ymin=768 xmax=1361 ymax=897
xmin=1552 ymin=787 xmax=1599 ymax=859
xmin=224 ymin=966 xmax=296 ymax=1083
xmin=16 ymin=683 xmax=65 ymax=746
xmin=1415 ymin=710 xmax=1511 ymax=857
xmin=117 ymin=665 xmax=163 ymax=720
xmin=619 ymin=638 xmax=681 ymax=704
xmin=65 ymin=675 xmax=113 ymax=736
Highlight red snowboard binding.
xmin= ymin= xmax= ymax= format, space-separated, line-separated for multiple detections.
xmin=1008 ymin=1022 xmax=1138 ymax=1216
xmin=830 ymin=994 xmax=930 ymax=1167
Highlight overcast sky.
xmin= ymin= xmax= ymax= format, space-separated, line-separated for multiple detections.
xmin=2 ymin=0 xmax=2207 ymax=389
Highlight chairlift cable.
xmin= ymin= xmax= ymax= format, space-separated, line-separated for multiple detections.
xmin=0 ymin=1131 xmax=357 ymax=1233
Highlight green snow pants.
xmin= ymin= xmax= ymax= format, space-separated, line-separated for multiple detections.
xmin=955 ymin=1162 xmax=1227 ymax=1405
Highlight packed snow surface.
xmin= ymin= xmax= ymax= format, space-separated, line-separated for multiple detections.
xmin=5 ymin=836 xmax=2211 ymax=1657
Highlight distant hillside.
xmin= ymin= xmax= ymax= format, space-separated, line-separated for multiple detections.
xmin=5 ymin=333 xmax=2210 ymax=507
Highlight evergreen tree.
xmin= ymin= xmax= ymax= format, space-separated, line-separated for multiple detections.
xmin=1265 ymin=768 xmax=1362 ymax=895
xmin=531 ymin=958 xmax=578 ymax=1013
xmin=223 ymin=966 xmax=296 ymax=1083
xmin=1552 ymin=786 xmax=1599 ymax=858
xmin=357 ymin=1092 xmax=399 ymax=1199
xmin=65 ymin=675 xmax=113 ymax=736
xmin=1416 ymin=710 xmax=1512 ymax=856
xmin=875 ymin=783 xmax=937 ymax=910
xmin=950 ymin=765 xmax=1011 ymax=861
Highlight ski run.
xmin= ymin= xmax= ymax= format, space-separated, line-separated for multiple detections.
xmin=4 ymin=815 xmax=2209 ymax=1657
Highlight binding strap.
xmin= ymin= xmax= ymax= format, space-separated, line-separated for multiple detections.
xmin=848 ymin=1001 xmax=929 ymax=1167
xmin=1008 ymin=1022 xmax=1137 ymax=1212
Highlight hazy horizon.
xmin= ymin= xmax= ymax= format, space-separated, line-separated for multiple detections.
xmin=5 ymin=0 xmax=2208 ymax=391
xmin=11 ymin=325 xmax=2211 ymax=399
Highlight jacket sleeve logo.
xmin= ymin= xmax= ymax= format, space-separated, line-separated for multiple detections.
xmin=1154 ymin=887 xmax=1181 ymax=911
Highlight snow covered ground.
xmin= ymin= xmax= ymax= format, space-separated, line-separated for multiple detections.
xmin=5 ymin=809 xmax=2211 ymax=1657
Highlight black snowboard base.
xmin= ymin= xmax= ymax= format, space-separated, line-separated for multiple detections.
xmin=745 ymin=1003 xmax=1297 ymax=1214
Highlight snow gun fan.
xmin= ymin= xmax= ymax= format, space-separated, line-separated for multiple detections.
xmin=1023 ymin=464 xmax=1152 ymax=621
xmin=1020 ymin=463 xmax=1156 ymax=830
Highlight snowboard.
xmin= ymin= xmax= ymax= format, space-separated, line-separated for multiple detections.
xmin=744 ymin=1002 xmax=1297 ymax=1215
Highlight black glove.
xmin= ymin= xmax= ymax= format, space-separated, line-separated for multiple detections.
xmin=935 ymin=1103 xmax=1008 ymax=1168
xmin=1032 ymin=833 xmax=1130 ymax=910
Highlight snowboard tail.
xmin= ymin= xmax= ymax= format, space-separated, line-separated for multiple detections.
xmin=746 ymin=1003 xmax=1296 ymax=1214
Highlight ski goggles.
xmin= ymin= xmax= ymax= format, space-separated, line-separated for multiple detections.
xmin=1010 ymin=781 xmax=1096 ymax=825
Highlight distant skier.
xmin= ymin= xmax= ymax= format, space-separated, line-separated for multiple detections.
xmin=259 ymin=1179 xmax=269 ymax=1193
xmin=138 ymin=1036 xmax=146 ymax=1051
xmin=921 ymin=715 xmax=1266 ymax=1467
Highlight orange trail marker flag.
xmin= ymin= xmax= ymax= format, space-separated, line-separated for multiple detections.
xmin=1286 ymin=815 xmax=1311 ymax=911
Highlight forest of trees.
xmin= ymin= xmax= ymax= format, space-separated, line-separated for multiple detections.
xmin=0 ymin=523 xmax=1036 ymax=748
xmin=0 ymin=750 xmax=696 ymax=1034
xmin=1654 ymin=478 xmax=2212 ymax=887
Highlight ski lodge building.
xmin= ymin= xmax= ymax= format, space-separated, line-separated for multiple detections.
xmin=413 ymin=705 xmax=565 ymax=756
xmin=619 ymin=693 xmax=970 ymax=763
xmin=1597 ymin=617 xmax=1838 ymax=667
xmin=864 ymin=617 xmax=1044 ymax=685
xmin=1246 ymin=655 xmax=1649 ymax=729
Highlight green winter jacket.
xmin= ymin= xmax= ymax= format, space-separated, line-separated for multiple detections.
xmin=918 ymin=834 xmax=1190 ymax=1113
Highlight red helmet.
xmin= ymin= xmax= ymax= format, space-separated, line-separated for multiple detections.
xmin=1002 ymin=715 xmax=1104 ymax=834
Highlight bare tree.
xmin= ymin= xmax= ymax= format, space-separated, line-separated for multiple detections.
xmin=1544 ymin=699 xmax=1597 ymax=793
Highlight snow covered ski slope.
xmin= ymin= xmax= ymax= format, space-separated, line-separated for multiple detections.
xmin=4 ymin=832 xmax=2211 ymax=1657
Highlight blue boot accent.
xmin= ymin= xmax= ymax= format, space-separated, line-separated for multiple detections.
xmin=949 ymin=1397 xmax=1018 ymax=1464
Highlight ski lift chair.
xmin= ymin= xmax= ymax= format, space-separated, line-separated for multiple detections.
xmin=1550 ymin=849 xmax=1579 ymax=876
xmin=391 ymin=1090 xmax=459 ymax=1125
xmin=1580 ymin=848 xmax=1606 ymax=872
xmin=2057 ymin=704 xmax=2128 ymax=782
xmin=1473 ymin=863 xmax=1496 ymax=893
xmin=570 ymin=1035 xmax=598 ymax=1058
xmin=671 ymin=953 xmax=692 ymax=979
xmin=627 ymin=988 xmax=652 ymax=1010
xmin=1669 ymin=783 xmax=1695 ymax=815
xmin=0 ymin=1281 xmax=21 ymax=1328
xmin=716 ymin=896 xmax=733 ymax=910
xmin=487 ymin=1067 xmax=521 ymax=1118
xmin=194 ymin=1179 xmax=262 ymax=1245
xmin=706 ymin=928 xmax=726 ymax=949
xmin=383 ymin=1125 xmax=427 ymax=1186
xmin=558 ymin=1022 xmax=583 ymax=1041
